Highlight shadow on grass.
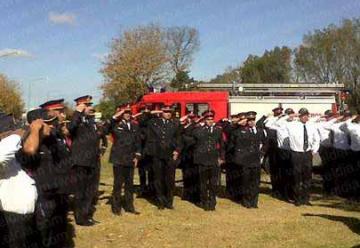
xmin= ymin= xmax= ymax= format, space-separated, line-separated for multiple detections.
xmin=303 ymin=213 xmax=360 ymax=236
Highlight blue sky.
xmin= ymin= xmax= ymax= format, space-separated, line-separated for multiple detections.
xmin=0 ymin=0 xmax=359 ymax=108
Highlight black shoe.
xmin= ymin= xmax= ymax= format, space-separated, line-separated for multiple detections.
xmin=305 ymin=202 xmax=313 ymax=206
xmin=76 ymin=220 xmax=95 ymax=226
xmin=158 ymin=205 xmax=165 ymax=210
xmin=88 ymin=218 xmax=100 ymax=224
xmin=112 ymin=210 xmax=122 ymax=216
xmin=165 ymin=205 xmax=174 ymax=210
xmin=208 ymin=205 xmax=216 ymax=211
xmin=126 ymin=209 xmax=140 ymax=215
xmin=294 ymin=202 xmax=302 ymax=207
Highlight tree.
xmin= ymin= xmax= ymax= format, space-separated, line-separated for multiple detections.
xmin=240 ymin=46 xmax=292 ymax=83
xmin=170 ymin=70 xmax=196 ymax=91
xmin=209 ymin=66 xmax=241 ymax=84
xmin=101 ymin=24 xmax=170 ymax=104
xmin=294 ymin=18 xmax=360 ymax=86
xmin=165 ymin=26 xmax=200 ymax=74
xmin=294 ymin=18 xmax=360 ymax=110
xmin=0 ymin=73 xmax=24 ymax=118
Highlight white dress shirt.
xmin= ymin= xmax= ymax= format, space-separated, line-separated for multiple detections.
xmin=285 ymin=121 xmax=320 ymax=153
xmin=342 ymin=121 xmax=360 ymax=152
xmin=266 ymin=115 xmax=291 ymax=150
xmin=316 ymin=118 xmax=337 ymax=147
xmin=0 ymin=134 xmax=37 ymax=214
xmin=330 ymin=121 xmax=351 ymax=150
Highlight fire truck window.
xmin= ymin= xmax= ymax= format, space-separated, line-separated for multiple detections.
xmin=186 ymin=103 xmax=209 ymax=116
xmin=172 ymin=103 xmax=181 ymax=118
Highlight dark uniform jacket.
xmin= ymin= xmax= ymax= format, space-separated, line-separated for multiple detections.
xmin=16 ymin=134 xmax=65 ymax=194
xmin=228 ymin=126 xmax=267 ymax=168
xmin=191 ymin=124 xmax=225 ymax=166
xmin=108 ymin=118 xmax=142 ymax=166
xmin=146 ymin=117 xmax=183 ymax=160
xmin=68 ymin=111 xmax=99 ymax=167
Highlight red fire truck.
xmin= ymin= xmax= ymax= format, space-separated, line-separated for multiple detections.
xmin=130 ymin=83 xmax=346 ymax=121
xmin=132 ymin=91 xmax=229 ymax=122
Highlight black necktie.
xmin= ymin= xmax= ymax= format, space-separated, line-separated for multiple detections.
xmin=303 ymin=124 xmax=309 ymax=151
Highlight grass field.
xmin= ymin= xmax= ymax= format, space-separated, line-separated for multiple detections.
xmin=72 ymin=153 xmax=360 ymax=248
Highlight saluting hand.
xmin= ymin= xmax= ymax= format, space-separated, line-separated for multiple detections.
xmin=218 ymin=158 xmax=225 ymax=166
xmin=113 ymin=109 xmax=125 ymax=119
xmin=75 ymin=103 xmax=87 ymax=113
xmin=30 ymin=119 xmax=44 ymax=132
xmin=133 ymin=157 xmax=139 ymax=167
xmin=173 ymin=151 xmax=179 ymax=161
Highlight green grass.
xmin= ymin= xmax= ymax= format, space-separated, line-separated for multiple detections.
xmin=72 ymin=151 xmax=360 ymax=248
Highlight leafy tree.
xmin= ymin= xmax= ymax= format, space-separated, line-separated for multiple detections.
xmin=101 ymin=24 xmax=170 ymax=104
xmin=0 ymin=73 xmax=24 ymax=118
xmin=170 ymin=70 xmax=196 ymax=91
xmin=240 ymin=46 xmax=292 ymax=83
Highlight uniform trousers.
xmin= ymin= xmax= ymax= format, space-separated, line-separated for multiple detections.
xmin=198 ymin=164 xmax=219 ymax=209
xmin=112 ymin=165 xmax=135 ymax=212
xmin=152 ymin=158 xmax=177 ymax=208
xmin=74 ymin=165 xmax=97 ymax=224
xmin=290 ymin=151 xmax=312 ymax=205
xmin=277 ymin=148 xmax=292 ymax=200
xmin=238 ymin=166 xmax=261 ymax=208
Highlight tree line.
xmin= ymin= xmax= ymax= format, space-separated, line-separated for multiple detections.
xmin=1 ymin=18 xmax=359 ymax=118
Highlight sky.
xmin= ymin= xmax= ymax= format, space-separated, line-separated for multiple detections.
xmin=0 ymin=0 xmax=359 ymax=108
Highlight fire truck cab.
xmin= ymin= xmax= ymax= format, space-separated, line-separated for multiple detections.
xmin=133 ymin=91 xmax=229 ymax=122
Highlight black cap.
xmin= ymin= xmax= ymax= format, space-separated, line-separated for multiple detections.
xmin=246 ymin=111 xmax=257 ymax=120
xmin=343 ymin=110 xmax=353 ymax=118
xmin=285 ymin=108 xmax=295 ymax=115
xmin=27 ymin=109 xmax=57 ymax=124
xmin=324 ymin=110 xmax=333 ymax=117
xmin=230 ymin=113 xmax=239 ymax=118
xmin=161 ymin=104 xmax=173 ymax=112
xmin=272 ymin=107 xmax=283 ymax=113
xmin=74 ymin=95 xmax=93 ymax=105
xmin=238 ymin=112 xmax=247 ymax=119
xmin=202 ymin=110 xmax=215 ymax=119
xmin=39 ymin=99 xmax=65 ymax=110
xmin=298 ymin=108 xmax=310 ymax=116
xmin=0 ymin=114 xmax=20 ymax=133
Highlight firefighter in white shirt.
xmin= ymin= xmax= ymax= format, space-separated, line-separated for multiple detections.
xmin=266 ymin=108 xmax=295 ymax=201
xmin=285 ymin=108 xmax=320 ymax=206
xmin=341 ymin=114 xmax=360 ymax=199
xmin=0 ymin=112 xmax=38 ymax=248
xmin=263 ymin=107 xmax=284 ymax=197
xmin=329 ymin=111 xmax=353 ymax=197
xmin=316 ymin=110 xmax=337 ymax=195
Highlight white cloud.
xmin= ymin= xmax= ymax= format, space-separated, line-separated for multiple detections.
xmin=0 ymin=49 xmax=32 ymax=58
xmin=48 ymin=12 xmax=76 ymax=25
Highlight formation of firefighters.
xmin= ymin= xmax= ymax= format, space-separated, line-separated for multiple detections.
xmin=0 ymin=94 xmax=360 ymax=248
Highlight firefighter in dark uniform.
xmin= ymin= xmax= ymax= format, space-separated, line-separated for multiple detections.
xmin=88 ymin=110 xmax=108 ymax=212
xmin=16 ymin=109 xmax=67 ymax=247
xmin=39 ymin=99 xmax=73 ymax=245
xmin=265 ymin=107 xmax=283 ymax=197
xmin=229 ymin=111 xmax=267 ymax=208
xmin=220 ymin=113 xmax=240 ymax=199
xmin=191 ymin=110 xmax=225 ymax=211
xmin=180 ymin=112 xmax=199 ymax=203
xmin=68 ymin=95 xmax=99 ymax=226
xmin=147 ymin=105 xmax=182 ymax=209
xmin=107 ymin=104 xmax=141 ymax=215
xmin=226 ymin=113 xmax=248 ymax=202
xmin=136 ymin=104 xmax=156 ymax=198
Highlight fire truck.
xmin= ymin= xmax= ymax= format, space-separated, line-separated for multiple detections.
xmin=131 ymin=83 xmax=346 ymax=121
